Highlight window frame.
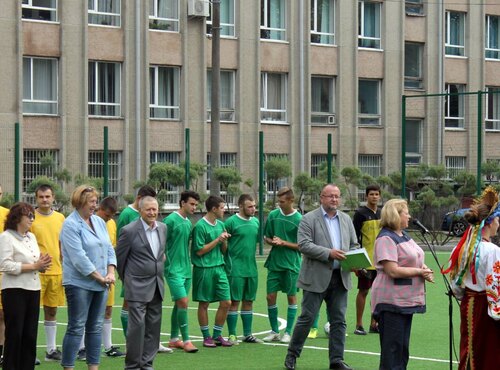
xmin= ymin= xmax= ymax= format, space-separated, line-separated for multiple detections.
xmin=149 ymin=0 xmax=179 ymax=32
xmin=445 ymin=156 xmax=466 ymax=179
xmin=22 ymin=149 xmax=59 ymax=204
xmin=207 ymin=69 xmax=236 ymax=122
xmin=405 ymin=119 xmax=423 ymax=165
xmin=485 ymin=15 xmax=500 ymax=60
xmin=264 ymin=153 xmax=289 ymax=200
xmin=206 ymin=0 xmax=235 ymax=37
xmin=22 ymin=0 xmax=57 ymax=22
xmin=88 ymin=61 xmax=121 ymax=117
xmin=404 ymin=42 xmax=423 ymax=90
xmin=358 ymin=154 xmax=382 ymax=178
xmin=88 ymin=150 xmax=122 ymax=197
xmin=486 ymin=86 xmax=500 ymax=131
xmin=88 ymin=0 xmax=121 ymax=27
xmin=311 ymin=75 xmax=335 ymax=125
xmin=358 ymin=1 xmax=381 ymax=50
xmin=444 ymin=83 xmax=465 ymax=129
xmin=149 ymin=65 xmax=180 ymax=120
xmin=405 ymin=0 xmax=423 ymax=16
xmin=445 ymin=11 xmax=465 ymax=57
xmin=358 ymin=79 xmax=381 ymax=126
xmin=260 ymin=0 xmax=286 ymax=41
xmin=150 ymin=151 xmax=181 ymax=208
xmin=23 ymin=57 xmax=58 ymax=116
xmin=260 ymin=72 xmax=287 ymax=124
xmin=310 ymin=0 xmax=335 ymax=45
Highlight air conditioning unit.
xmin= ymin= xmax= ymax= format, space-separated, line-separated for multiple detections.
xmin=327 ymin=115 xmax=336 ymax=125
xmin=188 ymin=0 xmax=209 ymax=17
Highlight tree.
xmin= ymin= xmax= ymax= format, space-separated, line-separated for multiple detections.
xmin=264 ymin=158 xmax=292 ymax=207
xmin=481 ymin=160 xmax=500 ymax=184
xmin=293 ymin=172 xmax=322 ymax=214
xmin=27 ymin=176 xmax=69 ymax=212
xmin=181 ymin=161 xmax=207 ymax=192
xmin=213 ymin=166 xmax=242 ymax=209
xmin=339 ymin=166 xmax=363 ymax=209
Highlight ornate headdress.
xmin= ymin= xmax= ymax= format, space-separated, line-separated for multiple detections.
xmin=442 ymin=186 xmax=500 ymax=285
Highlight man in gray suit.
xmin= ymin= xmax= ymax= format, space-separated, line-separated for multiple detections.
xmin=285 ymin=184 xmax=359 ymax=370
xmin=117 ymin=196 xmax=166 ymax=370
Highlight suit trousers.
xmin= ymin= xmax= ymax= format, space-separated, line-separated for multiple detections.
xmin=126 ymin=287 xmax=163 ymax=370
xmin=288 ymin=269 xmax=348 ymax=364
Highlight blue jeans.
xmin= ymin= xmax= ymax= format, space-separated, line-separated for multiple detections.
xmin=61 ymin=285 xmax=108 ymax=367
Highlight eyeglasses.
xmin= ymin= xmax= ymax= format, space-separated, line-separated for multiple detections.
xmin=27 ymin=212 xmax=35 ymax=221
xmin=82 ymin=187 xmax=94 ymax=194
xmin=321 ymin=194 xmax=341 ymax=200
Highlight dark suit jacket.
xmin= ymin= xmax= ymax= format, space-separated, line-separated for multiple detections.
xmin=297 ymin=207 xmax=359 ymax=293
xmin=116 ymin=218 xmax=166 ymax=302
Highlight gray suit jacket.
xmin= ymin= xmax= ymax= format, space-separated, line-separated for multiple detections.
xmin=297 ymin=207 xmax=359 ymax=293
xmin=116 ymin=218 xmax=166 ymax=302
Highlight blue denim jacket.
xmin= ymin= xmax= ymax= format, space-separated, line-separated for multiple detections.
xmin=60 ymin=210 xmax=117 ymax=291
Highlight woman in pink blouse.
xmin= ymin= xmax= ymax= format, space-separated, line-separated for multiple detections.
xmin=370 ymin=199 xmax=434 ymax=370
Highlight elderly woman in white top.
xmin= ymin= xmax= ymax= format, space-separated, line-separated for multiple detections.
xmin=0 ymin=202 xmax=52 ymax=370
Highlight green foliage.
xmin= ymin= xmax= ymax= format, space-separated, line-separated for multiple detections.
xmin=317 ymin=161 xmax=339 ymax=182
xmin=453 ymin=171 xmax=478 ymax=198
xmin=122 ymin=193 xmax=135 ymax=205
xmin=26 ymin=176 xmax=69 ymax=212
xmin=481 ymin=160 xmax=500 ymax=184
xmin=181 ymin=161 xmax=207 ymax=192
xmin=73 ymin=174 xmax=103 ymax=190
xmin=0 ymin=192 xmax=14 ymax=208
xmin=264 ymin=158 xmax=292 ymax=207
xmin=213 ymin=166 xmax=242 ymax=190
xmin=148 ymin=162 xmax=184 ymax=190
xmin=293 ymin=172 xmax=322 ymax=213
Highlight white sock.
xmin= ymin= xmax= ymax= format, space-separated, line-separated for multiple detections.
xmin=102 ymin=319 xmax=113 ymax=350
xmin=44 ymin=321 xmax=57 ymax=352
xmin=79 ymin=334 xmax=85 ymax=350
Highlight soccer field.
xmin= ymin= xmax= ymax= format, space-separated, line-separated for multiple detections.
xmin=35 ymin=252 xmax=461 ymax=369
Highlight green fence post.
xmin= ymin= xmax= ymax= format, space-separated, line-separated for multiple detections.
xmin=15 ymin=122 xmax=20 ymax=201
xmin=103 ymin=126 xmax=109 ymax=197
xmin=259 ymin=131 xmax=264 ymax=256
xmin=327 ymin=134 xmax=332 ymax=183
xmin=185 ymin=128 xmax=190 ymax=189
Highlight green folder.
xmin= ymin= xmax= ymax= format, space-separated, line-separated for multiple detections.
xmin=339 ymin=248 xmax=372 ymax=270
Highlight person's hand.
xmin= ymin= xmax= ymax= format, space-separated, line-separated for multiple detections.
xmin=105 ymin=272 xmax=116 ymax=285
xmin=36 ymin=253 xmax=52 ymax=272
xmin=329 ymin=249 xmax=346 ymax=261
xmin=217 ymin=231 xmax=231 ymax=243
xmin=272 ymin=236 xmax=284 ymax=246
xmin=422 ymin=268 xmax=434 ymax=283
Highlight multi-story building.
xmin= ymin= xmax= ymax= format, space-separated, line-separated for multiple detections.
xmin=1 ymin=0 xmax=500 ymax=205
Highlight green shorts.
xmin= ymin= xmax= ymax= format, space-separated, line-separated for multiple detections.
xmin=266 ymin=269 xmax=299 ymax=296
xmin=229 ymin=276 xmax=258 ymax=302
xmin=166 ymin=276 xmax=192 ymax=301
xmin=192 ymin=265 xmax=230 ymax=303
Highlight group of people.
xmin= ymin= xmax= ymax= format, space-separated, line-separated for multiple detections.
xmin=0 ymin=179 xmax=498 ymax=370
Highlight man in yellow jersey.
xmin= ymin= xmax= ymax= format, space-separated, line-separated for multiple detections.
xmin=0 ymin=184 xmax=9 ymax=365
xmin=30 ymin=184 xmax=65 ymax=361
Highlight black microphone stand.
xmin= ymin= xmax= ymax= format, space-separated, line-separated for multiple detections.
xmin=414 ymin=228 xmax=459 ymax=370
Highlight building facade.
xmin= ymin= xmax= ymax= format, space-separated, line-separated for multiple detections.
xmin=1 ymin=0 xmax=500 ymax=204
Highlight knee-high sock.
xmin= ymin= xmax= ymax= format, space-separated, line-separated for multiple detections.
xmin=267 ymin=305 xmax=279 ymax=333
xmin=44 ymin=320 xmax=57 ymax=352
xmin=102 ymin=318 xmax=113 ymax=350
xmin=241 ymin=310 xmax=253 ymax=337
xmin=212 ymin=324 xmax=224 ymax=339
xmin=286 ymin=304 xmax=298 ymax=334
xmin=227 ymin=311 xmax=238 ymax=336
xmin=177 ymin=308 xmax=190 ymax=342
xmin=120 ymin=309 xmax=128 ymax=337
xmin=170 ymin=305 xmax=179 ymax=340
xmin=312 ymin=313 xmax=320 ymax=329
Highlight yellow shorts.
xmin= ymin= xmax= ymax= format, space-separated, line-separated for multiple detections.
xmin=40 ymin=274 xmax=65 ymax=307
xmin=106 ymin=282 xmax=115 ymax=307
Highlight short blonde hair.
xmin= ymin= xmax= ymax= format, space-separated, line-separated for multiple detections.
xmin=277 ymin=187 xmax=294 ymax=200
xmin=380 ymin=198 xmax=408 ymax=231
xmin=71 ymin=185 xmax=99 ymax=209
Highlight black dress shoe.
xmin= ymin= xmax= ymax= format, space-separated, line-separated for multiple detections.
xmin=284 ymin=354 xmax=296 ymax=370
xmin=330 ymin=360 xmax=353 ymax=370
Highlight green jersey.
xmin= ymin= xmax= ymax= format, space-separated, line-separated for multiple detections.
xmin=191 ymin=217 xmax=225 ymax=268
xmin=264 ymin=208 xmax=302 ymax=272
xmin=163 ymin=211 xmax=193 ymax=279
xmin=224 ymin=214 xmax=259 ymax=277
xmin=117 ymin=205 xmax=140 ymax=236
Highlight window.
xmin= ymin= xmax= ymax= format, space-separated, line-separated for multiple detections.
xmin=358 ymin=79 xmax=380 ymax=125
xmin=405 ymin=0 xmax=423 ymax=16
xmin=311 ymin=154 xmax=336 ymax=179
xmin=404 ymin=43 xmax=423 ymax=89
xmin=88 ymin=151 xmax=122 ymax=196
xmin=22 ymin=149 xmax=59 ymax=203
xmin=149 ymin=0 xmax=179 ymax=31
xmin=359 ymin=154 xmax=382 ymax=178
xmin=150 ymin=151 xmax=181 ymax=206
xmin=486 ymin=87 xmax=500 ymax=131
xmin=311 ymin=0 xmax=335 ymax=45
xmin=264 ymin=154 xmax=289 ymax=199
xmin=445 ymin=84 xmax=465 ymax=129
xmin=405 ymin=119 xmax=422 ymax=165
xmin=206 ymin=152 xmax=238 ymax=205
xmin=311 ymin=76 xmax=335 ymax=124
xmin=207 ymin=0 xmax=235 ymax=37
xmin=358 ymin=1 xmax=381 ymax=49
xmin=445 ymin=11 xmax=465 ymax=56
xmin=88 ymin=61 xmax=121 ymax=117
xmin=445 ymin=156 xmax=466 ymax=179
xmin=261 ymin=72 xmax=287 ymax=123
xmin=207 ymin=70 xmax=235 ymax=122
xmin=486 ymin=15 xmax=500 ymax=59
xmin=22 ymin=0 xmax=57 ymax=22
xmin=23 ymin=57 xmax=58 ymax=115
xmin=88 ymin=0 xmax=121 ymax=27
xmin=150 ymin=66 xmax=180 ymax=119
xmin=260 ymin=0 xmax=286 ymax=41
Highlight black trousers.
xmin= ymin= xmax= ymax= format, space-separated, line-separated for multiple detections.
xmin=2 ymin=288 xmax=40 ymax=370
xmin=378 ymin=311 xmax=413 ymax=370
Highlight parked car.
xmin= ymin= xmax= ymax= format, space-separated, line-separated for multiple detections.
xmin=441 ymin=208 xmax=469 ymax=237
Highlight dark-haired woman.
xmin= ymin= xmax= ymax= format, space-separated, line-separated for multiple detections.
xmin=0 ymin=202 xmax=52 ymax=370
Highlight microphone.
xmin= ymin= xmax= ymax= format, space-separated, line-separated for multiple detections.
xmin=412 ymin=219 xmax=430 ymax=234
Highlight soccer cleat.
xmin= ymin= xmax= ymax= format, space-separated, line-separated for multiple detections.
xmin=354 ymin=325 xmax=367 ymax=335
xmin=324 ymin=322 xmax=330 ymax=335
xmin=242 ymin=335 xmax=263 ymax=343
xmin=77 ymin=348 xmax=86 ymax=361
xmin=35 ymin=358 xmax=41 ymax=366
xmin=263 ymin=331 xmax=281 ymax=342
xmin=45 ymin=348 xmax=62 ymax=361
xmin=203 ymin=336 xmax=217 ymax=348
xmin=307 ymin=328 xmax=318 ymax=339
xmin=228 ymin=334 xmax=240 ymax=345
xmin=168 ymin=340 xmax=184 ymax=349
xmin=280 ymin=332 xmax=291 ymax=343
xmin=369 ymin=325 xmax=379 ymax=334
xmin=214 ymin=335 xmax=233 ymax=347
xmin=104 ymin=346 xmax=125 ymax=357
xmin=183 ymin=341 xmax=199 ymax=353
xmin=158 ymin=343 xmax=173 ymax=353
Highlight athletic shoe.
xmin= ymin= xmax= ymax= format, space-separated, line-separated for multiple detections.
xmin=35 ymin=358 xmax=41 ymax=366
xmin=369 ymin=325 xmax=379 ymax=334
xmin=280 ymin=332 xmax=291 ymax=343
xmin=45 ymin=348 xmax=62 ymax=361
xmin=324 ymin=322 xmax=330 ymax=335
xmin=158 ymin=343 xmax=173 ymax=353
xmin=263 ymin=331 xmax=281 ymax=342
xmin=354 ymin=326 xmax=367 ymax=335
xmin=77 ymin=348 xmax=86 ymax=361
xmin=242 ymin=335 xmax=263 ymax=343
xmin=214 ymin=335 xmax=233 ymax=347
xmin=168 ymin=340 xmax=184 ymax=349
xmin=104 ymin=346 xmax=125 ymax=357
xmin=203 ymin=336 xmax=217 ymax=348
xmin=183 ymin=341 xmax=199 ymax=353
xmin=307 ymin=328 xmax=318 ymax=339
xmin=228 ymin=334 xmax=240 ymax=345
xmin=0 ymin=356 xmax=3 ymax=366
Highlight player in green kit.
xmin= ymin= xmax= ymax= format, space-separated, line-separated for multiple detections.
xmin=191 ymin=195 xmax=233 ymax=348
xmin=263 ymin=187 xmax=302 ymax=344
xmin=225 ymin=194 xmax=263 ymax=345
xmin=163 ymin=190 xmax=200 ymax=353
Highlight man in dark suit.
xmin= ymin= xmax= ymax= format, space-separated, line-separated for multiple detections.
xmin=285 ymin=184 xmax=359 ymax=370
xmin=117 ymin=196 xmax=166 ymax=370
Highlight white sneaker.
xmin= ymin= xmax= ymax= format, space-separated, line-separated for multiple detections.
xmin=158 ymin=343 xmax=173 ymax=353
xmin=263 ymin=331 xmax=281 ymax=342
xmin=228 ymin=334 xmax=240 ymax=345
xmin=324 ymin=322 xmax=330 ymax=335
xmin=280 ymin=332 xmax=291 ymax=343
